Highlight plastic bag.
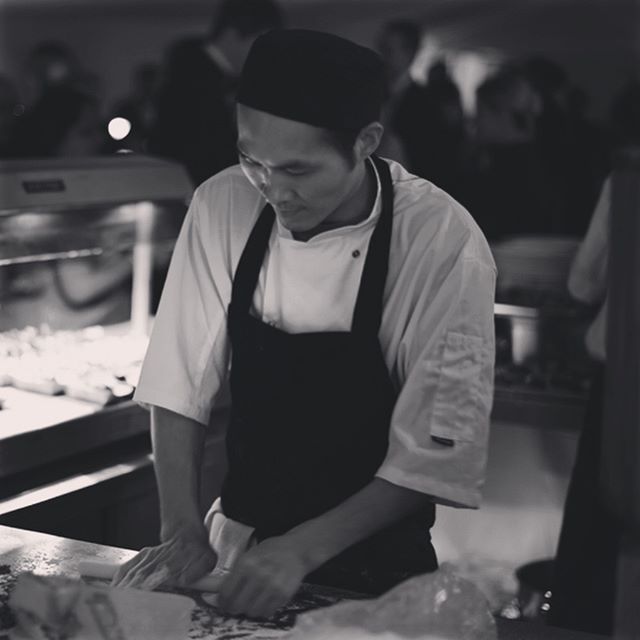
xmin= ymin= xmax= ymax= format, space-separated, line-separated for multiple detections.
xmin=284 ymin=565 xmax=498 ymax=639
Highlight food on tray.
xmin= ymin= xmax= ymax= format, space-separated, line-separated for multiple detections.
xmin=8 ymin=372 xmax=65 ymax=396
xmin=283 ymin=566 xmax=497 ymax=640
xmin=9 ymin=572 xmax=194 ymax=640
xmin=0 ymin=325 xmax=146 ymax=404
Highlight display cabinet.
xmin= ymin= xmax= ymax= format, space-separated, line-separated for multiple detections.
xmin=0 ymin=155 xmax=229 ymax=549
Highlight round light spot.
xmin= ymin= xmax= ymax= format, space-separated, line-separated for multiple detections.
xmin=108 ymin=117 xmax=132 ymax=141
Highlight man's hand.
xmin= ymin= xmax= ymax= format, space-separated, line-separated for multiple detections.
xmin=111 ymin=532 xmax=217 ymax=590
xmin=218 ymin=479 xmax=432 ymax=619
xmin=218 ymin=535 xmax=310 ymax=619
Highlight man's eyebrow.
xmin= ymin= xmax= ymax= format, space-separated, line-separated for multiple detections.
xmin=278 ymin=160 xmax=313 ymax=170
xmin=236 ymin=144 xmax=314 ymax=170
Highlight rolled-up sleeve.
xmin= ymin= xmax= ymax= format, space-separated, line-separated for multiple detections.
xmin=133 ymin=184 xmax=233 ymax=425
xmin=376 ymin=255 xmax=496 ymax=508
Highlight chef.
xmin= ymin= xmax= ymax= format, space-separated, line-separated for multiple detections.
xmin=113 ymin=29 xmax=497 ymax=618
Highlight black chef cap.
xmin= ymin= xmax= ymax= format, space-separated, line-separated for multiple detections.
xmin=237 ymin=29 xmax=385 ymax=131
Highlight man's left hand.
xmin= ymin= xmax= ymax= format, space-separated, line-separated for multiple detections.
xmin=217 ymin=535 xmax=310 ymax=619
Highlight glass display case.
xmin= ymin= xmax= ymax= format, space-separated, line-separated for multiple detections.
xmin=0 ymin=154 xmax=192 ymax=416
xmin=0 ymin=155 xmax=201 ymax=549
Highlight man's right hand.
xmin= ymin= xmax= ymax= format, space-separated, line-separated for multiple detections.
xmin=111 ymin=531 xmax=217 ymax=590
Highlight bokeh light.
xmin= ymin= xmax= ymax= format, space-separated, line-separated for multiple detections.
xmin=108 ymin=117 xmax=132 ymax=141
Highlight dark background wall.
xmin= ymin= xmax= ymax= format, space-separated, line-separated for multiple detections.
xmin=0 ymin=0 xmax=638 ymax=119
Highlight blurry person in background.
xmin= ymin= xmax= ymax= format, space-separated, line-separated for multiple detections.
xmin=548 ymin=174 xmax=616 ymax=637
xmin=523 ymin=56 xmax=607 ymax=236
xmin=149 ymin=0 xmax=283 ymax=185
xmin=549 ymin=81 xmax=640 ymax=636
xmin=374 ymin=19 xmax=418 ymax=168
xmin=609 ymin=79 xmax=640 ymax=152
xmin=465 ymin=65 xmax=562 ymax=241
xmin=9 ymin=41 xmax=106 ymax=157
xmin=417 ymin=59 xmax=469 ymax=199
xmin=0 ymin=75 xmax=23 ymax=157
xmin=376 ymin=21 xmax=468 ymax=200
xmin=108 ymin=62 xmax=161 ymax=154
xmin=563 ymin=85 xmax=609 ymax=206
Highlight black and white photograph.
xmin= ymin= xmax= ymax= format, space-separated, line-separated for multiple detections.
xmin=0 ymin=0 xmax=638 ymax=637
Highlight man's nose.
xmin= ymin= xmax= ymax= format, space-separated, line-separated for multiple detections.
xmin=261 ymin=171 xmax=291 ymax=202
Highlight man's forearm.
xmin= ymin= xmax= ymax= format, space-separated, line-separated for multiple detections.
xmin=285 ymin=477 xmax=432 ymax=572
xmin=151 ymin=406 xmax=207 ymax=541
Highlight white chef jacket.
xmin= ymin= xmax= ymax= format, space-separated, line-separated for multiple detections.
xmin=135 ymin=158 xmax=497 ymax=508
xmin=568 ymin=176 xmax=610 ymax=362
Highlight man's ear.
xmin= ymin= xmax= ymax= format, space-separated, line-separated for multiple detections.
xmin=354 ymin=122 xmax=384 ymax=160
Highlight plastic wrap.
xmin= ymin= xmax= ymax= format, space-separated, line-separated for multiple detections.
xmin=284 ymin=565 xmax=498 ymax=640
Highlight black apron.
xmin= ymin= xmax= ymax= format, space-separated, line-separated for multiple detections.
xmin=221 ymin=156 xmax=437 ymax=595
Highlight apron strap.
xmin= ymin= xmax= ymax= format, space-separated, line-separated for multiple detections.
xmin=351 ymin=155 xmax=394 ymax=337
xmin=228 ymin=202 xmax=275 ymax=323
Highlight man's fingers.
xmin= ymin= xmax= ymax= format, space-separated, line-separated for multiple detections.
xmin=173 ymin=551 xmax=217 ymax=588
xmin=245 ymin=589 xmax=285 ymax=619
xmin=114 ymin=546 xmax=171 ymax=589
xmin=113 ymin=544 xmax=217 ymax=590
xmin=218 ymin=569 xmax=253 ymax=614
xmin=224 ymin=579 xmax=259 ymax=617
xmin=218 ymin=566 xmax=291 ymax=619
xmin=136 ymin=564 xmax=171 ymax=591
xmin=111 ymin=548 xmax=153 ymax=586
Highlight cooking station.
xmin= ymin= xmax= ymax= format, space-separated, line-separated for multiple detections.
xmin=0 ymin=525 xmax=608 ymax=640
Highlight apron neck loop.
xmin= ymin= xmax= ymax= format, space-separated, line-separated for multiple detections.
xmin=229 ymin=155 xmax=395 ymax=337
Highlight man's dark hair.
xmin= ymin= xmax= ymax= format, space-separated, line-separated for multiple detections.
xmin=380 ymin=20 xmax=421 ymax=57
xmin=321 ymin=128 xmax=361 ymax=167
xmin=210 ymin=0 xmax=283 ymax=39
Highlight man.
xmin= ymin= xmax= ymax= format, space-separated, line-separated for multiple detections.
xmin=114 ymin=30 xmax=496 ymax=619
xmin=149 ymin=0 xmax=282 ymax=184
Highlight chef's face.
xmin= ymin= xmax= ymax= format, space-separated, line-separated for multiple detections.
xmin=236 ymin=104 xmax=367 ymax=236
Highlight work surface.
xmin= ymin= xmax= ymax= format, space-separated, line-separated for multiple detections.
xmin=0 ymin=525 xmax=608 ymax=639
